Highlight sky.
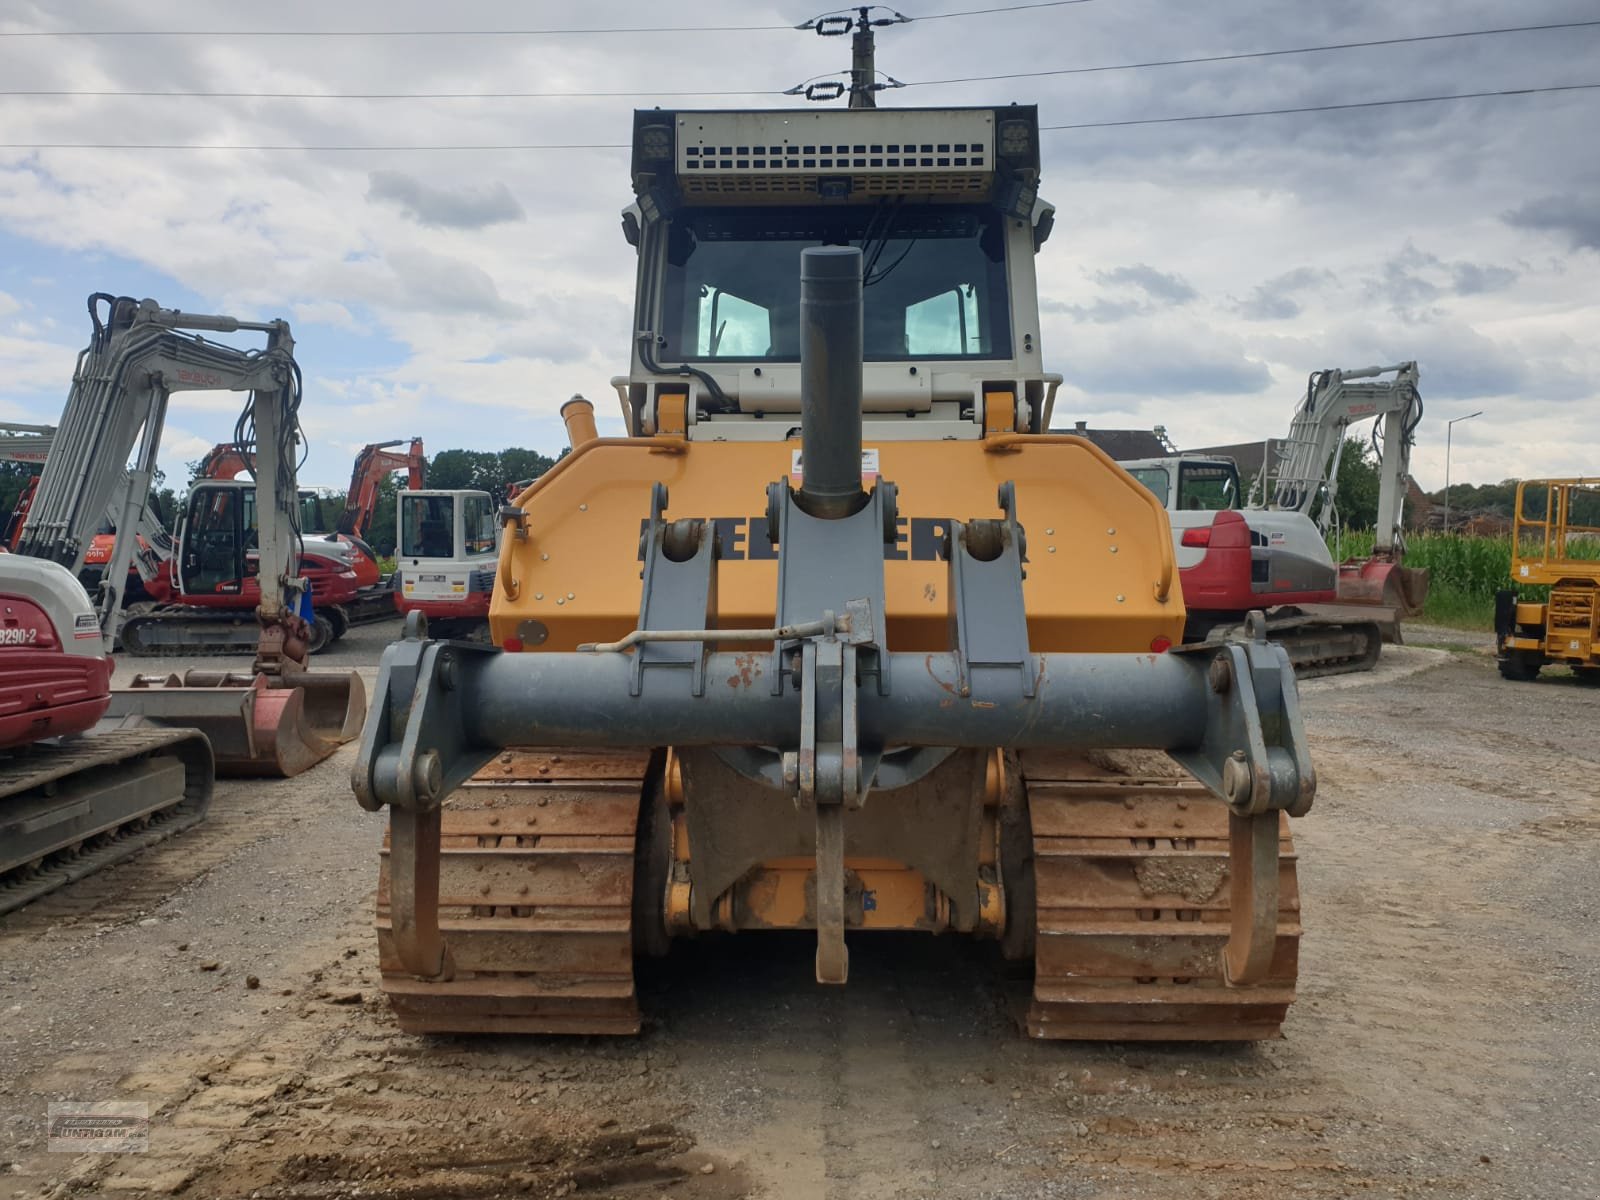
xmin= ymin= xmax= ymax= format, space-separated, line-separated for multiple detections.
xmin=0 ymin=0 xmax=1596 ymax=492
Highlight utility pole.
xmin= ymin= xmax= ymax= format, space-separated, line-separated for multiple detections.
xmin=1443 ymin=410 xmax=1483 ymax=533
xmin=849 ymin=7 xmax=877 ymax=109
xmin=794 ymin=6 xmax=908 ymax=107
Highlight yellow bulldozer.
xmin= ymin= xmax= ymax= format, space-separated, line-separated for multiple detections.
xmin=354 ymin=99 xmax=1314 ymax=1041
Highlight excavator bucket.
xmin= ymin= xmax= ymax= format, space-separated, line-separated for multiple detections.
xmin=106 ymin=670 xmax=366 ymax=778
xmin=1337 ymin=558 xmax=1431 ymax=618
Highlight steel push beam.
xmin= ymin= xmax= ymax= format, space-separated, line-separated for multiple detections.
xmin=354 ymin=247 xmax=1315 ymax=994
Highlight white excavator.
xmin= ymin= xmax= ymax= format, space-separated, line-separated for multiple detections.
xmin=0 ymin=294 xmax=366 ymax=913
xmin=1120 ymin=362 xmax=1427 ymax=675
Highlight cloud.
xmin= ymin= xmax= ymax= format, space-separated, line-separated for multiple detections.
xmin=1449 ymin=262 xmax=1517 ymax=296
xmin=1234 ymin=267 xmax=1332 ymax=321
xmin=1046 ymin=263 xmax=1197 ymax=323
xmin=1502 ymin=195 xmax=1600 ymax=253
xmin=366 ymin=170 xmax=525 ymax=230
xmin=1094 ymin=264 xmax=1197 ymax=305
xmin=1363 ymin=243 xmax=1520 ymax=318
xmin=291 ymin=299 xmax=363 ymax=331
xmin=384 ymin=248 xmax=521 ymax=317
xmin=1055 ymin=323 xmax=1273 ymax=398
xmin=0 ymin=290 xmax=19 ymax=317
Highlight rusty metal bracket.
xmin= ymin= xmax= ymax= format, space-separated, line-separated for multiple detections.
xmin=945 ymin=481 xmax=1035 ymax=699
xmin=624 ymin=483 xmax=716 ymax=698
xmin=1173 ymin=612 xmax=1315 ymax=818
xmin=1222 ymin=809 xmax=1281 ymax=987
xmin=388 ymin=808 xmax=456 ymax=981
xmin=801 ymin=633 xmax=859 ymax=985
xmin=352 ymin=619 xmax=496 ymax=983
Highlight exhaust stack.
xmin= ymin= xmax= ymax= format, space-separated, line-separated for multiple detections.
xmin=560 ymin=395 xmax=599 ymax=450
xmin=797 ymin=246 xmax=865 ymax=519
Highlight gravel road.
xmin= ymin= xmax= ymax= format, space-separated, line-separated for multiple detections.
xmin=3 ymin=637 xmax=1596 ymax=1199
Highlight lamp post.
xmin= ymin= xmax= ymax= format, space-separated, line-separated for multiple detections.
xmin=1443 ymin=410 xmax=1483 ymax=533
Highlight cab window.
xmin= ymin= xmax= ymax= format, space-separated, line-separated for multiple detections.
xmin=401 ymin=495 xmax=455 ymax=558
xmin=1126 ymin=467 xmax=1170 ymax=508
xmin=461 ymin=493 xmax=496 ymax=556
xmin=1177 ymin=463 xmax=1241 ymax=511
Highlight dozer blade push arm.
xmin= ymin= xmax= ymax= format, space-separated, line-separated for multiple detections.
xmin=354 ymin=247 xmax=1315 ymax=994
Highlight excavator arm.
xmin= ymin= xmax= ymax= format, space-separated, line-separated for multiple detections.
xmin=2 ymin=423 xmax=175 ymax=580
xmin=192 ymin=442 xmax=256 ymax=481
xmin=336 ymin=437 xmax=425 ymax=539
xmin=1269 ymin=362 xmax=1423 ymax=556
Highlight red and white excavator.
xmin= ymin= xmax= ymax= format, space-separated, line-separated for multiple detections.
xmin=1119 ymin=362 xmax=1428 ymax=676
xmin=0 ymin=294 xmax=367 ymax=911
xmin=11 ymin=432 xmax=410 ymax=651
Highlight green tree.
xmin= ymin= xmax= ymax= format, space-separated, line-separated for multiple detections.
xmin=0 ymin=461 xmax=33 ymax=519
xmin=366 ymin=474 xmax=399 ymax=555
xmin=426 ymin=448 xmax=559 ymax=496
xmin=1324 ymin=436 xmax=1380 ymax=531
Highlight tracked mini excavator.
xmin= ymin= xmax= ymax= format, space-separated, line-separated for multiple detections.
xmin=355 ymin=101 xmax=1315 ymax=1041
xmin=12 ymin=294 xmax=364 ymax=780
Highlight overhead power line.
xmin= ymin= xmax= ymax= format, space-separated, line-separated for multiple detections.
xmin=912 ymin=19 xmax=1600 ymax=87
xmin=913 ymin=0 xmax=1091 ymax=18
xmin=0 ymin=1 xmax=1091 ymax=38
xmin=1 ymin=80 xmax=1595 ymax=151
xmin=1 ymin=20 xmax=1592 ymax=101
xmin=1040 ymin=82 xmax=1600 ymax=130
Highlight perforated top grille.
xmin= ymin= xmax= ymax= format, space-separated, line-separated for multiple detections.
xmin=673 ymin=111 xmax=996 ymax=200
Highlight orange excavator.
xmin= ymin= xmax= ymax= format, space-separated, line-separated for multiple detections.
xmin=337 ymin=438 xmax=425 ymax=552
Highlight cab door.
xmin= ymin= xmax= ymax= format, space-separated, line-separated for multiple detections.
xmin=179 ymin=482 xmax=247 ymax=595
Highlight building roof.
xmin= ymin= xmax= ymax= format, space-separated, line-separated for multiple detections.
xmin=1182 ymin=439 xmax=1290 ymax=485
xmin=1052 ymin=420 xmax=1173 ymax=461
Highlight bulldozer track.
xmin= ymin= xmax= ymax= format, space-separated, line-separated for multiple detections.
xmin=0 ymin=728 xmax=213 ymax=919
xmin=1020 ymin=750 xmax=1300 ymax=1040
xmin=373 ymin=748 xmax=1299 ymax=1041
xmin=377 ymin=748 xmax=652 ymax=1036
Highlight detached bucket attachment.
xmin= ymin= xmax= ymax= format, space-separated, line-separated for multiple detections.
xmin=1337 ymin=558 xmax=1430 ymax=618
xmin=106 ymin=670 xmax=367 ymax=778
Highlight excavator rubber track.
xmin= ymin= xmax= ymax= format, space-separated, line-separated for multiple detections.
xmin=1203 ymin=608 xmax=1384 ymax=681
xmin=376 ymin=748 xmax=652 ymax=1035
xmin=0 ymin=726 xmax=213 ymax=917
xmin=1020 ymin=750 xmax=1300 ymax=1041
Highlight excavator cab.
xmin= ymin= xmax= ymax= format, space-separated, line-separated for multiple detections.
xmin=393 ymin=489 xmax=497 ymax=638
xmin=180 ymin=482 xmax=249 ymax=595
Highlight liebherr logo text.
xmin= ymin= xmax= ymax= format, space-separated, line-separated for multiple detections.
xmin=175 ymin=368 xmax=225 ymax=387
xmin=639 ymin=516 xmax=953 ymax=562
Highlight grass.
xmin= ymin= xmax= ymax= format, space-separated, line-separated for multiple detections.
xmin=1326 ymin=530 xmax=1600 ymax=631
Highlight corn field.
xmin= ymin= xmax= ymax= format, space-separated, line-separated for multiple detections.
xmin=1327 ymin=531 xmax=1600 ymax=628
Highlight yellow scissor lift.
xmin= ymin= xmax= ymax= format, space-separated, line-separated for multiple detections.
xmin=1495 ymin=478 xmax=1600 ymax=682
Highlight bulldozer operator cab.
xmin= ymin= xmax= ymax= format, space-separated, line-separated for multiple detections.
xmin=660 ymin=205 xmax=1007 ymax=362
xmin=619 ymin=107 xmax=1059 ymax=439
